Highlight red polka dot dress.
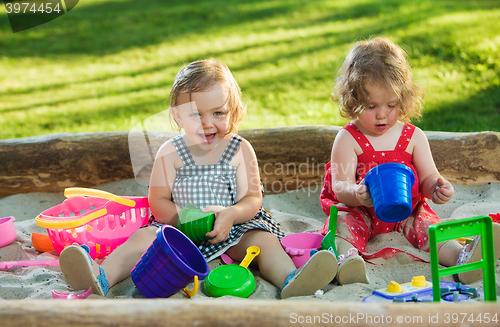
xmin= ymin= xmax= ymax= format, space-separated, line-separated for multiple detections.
xmin=319 ymin=122 xmax=440 ymax=262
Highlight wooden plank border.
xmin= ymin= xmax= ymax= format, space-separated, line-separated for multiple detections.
xmin=1 ymin=126 xmax=499 ymax=198
xmin=1 ymin=299 xmax=499 ymax=327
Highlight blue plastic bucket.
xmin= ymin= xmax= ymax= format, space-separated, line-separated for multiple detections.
xmin=365 ymin=163 xmax=415 ymax=223
xmin=131 ymin=225 xmax=209 ymax=298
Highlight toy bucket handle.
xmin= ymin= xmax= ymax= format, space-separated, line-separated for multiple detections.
xmin=183 ymin=275 xmax=199 ymax=297
xmin=64 ymin=187 xmax=136 ymax=207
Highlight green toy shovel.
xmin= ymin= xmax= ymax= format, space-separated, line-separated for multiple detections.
xmin=321 ymin=206 xmax=338 ymax=258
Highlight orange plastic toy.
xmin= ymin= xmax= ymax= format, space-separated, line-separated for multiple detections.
xmin=31 ymin=233 xmax=55 ymax=253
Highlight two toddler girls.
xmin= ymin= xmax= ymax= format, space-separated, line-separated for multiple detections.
xmin=60 ymin=38 xmax=500 ymax=299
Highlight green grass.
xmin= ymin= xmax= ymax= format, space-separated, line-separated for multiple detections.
xmin=1 ymin=0 xmax=499 ymax=139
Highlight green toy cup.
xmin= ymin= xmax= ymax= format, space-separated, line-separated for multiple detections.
xmin=177 ymin=204 xmax=215 ymax=242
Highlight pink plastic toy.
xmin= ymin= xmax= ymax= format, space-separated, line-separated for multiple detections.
xmin=280 ymin=233 xmax=323 ymax=268
xmin=221 ymin=254 xmax=234 ymax=265
xmin=0 ymin=259 xmax=60 ymax=269
xmin=0 ymin=216 xmax=17 ymax=248
xmin=52 ymin=287 xmax=92 ymax=300
xmin=36 ymin=188 xmax=150 ymax=259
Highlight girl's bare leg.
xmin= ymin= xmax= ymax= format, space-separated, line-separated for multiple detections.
xmin=226 ymin=229 xmax=338 ymax=299
xmin=337 ymin=238 xmax=356 ymax=256
xmin=436 ymin=240 xmax=463 ymax=267
xmin=225 ymin=229 xmax=295 ymax=289
xmin=438 ymin=223 xmax=500 ymax=284
xmin=60 ymin=226 xmax=158 ymax=294
xmin=99 ymin=226 xmax=158 ymax=288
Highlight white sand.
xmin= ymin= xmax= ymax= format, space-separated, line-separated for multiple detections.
xmin=0 ymin=179 xmax=499 ymax=302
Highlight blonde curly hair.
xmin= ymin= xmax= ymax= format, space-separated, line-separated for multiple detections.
xmin=169 ymin=59 xmax=246 ymax=134
xmin=334 ymin=37 xmax=423 ymax=122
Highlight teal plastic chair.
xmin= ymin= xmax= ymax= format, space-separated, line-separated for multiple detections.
xmin=428 ymin=216 xmax=497 ymax=302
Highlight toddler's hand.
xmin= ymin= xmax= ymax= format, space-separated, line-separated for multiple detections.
xmin=356 ymin=182 xmax=373 ymax=207
xmin=203 ymin=206 xmax=234 ymax=244
xmin=432 ymin=177 xmax=454 ymax=204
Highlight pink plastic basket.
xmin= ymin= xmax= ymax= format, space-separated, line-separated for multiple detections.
xmin=36 ymin=188 xmax=150 ymax=259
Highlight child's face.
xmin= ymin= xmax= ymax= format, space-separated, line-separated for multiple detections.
xmin=357 ymin=83 xmax=400 ymax=135
xmin=172 ymin=83 xmax=231 ymax=148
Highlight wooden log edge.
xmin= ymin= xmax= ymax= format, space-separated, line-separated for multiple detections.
xmin=0 ymin=298 xmax=499 ymax=327
xmin=1 ymin=125 xmax=499 ymax=198
xmin=1 ymin=299 xmax=499 ymax=327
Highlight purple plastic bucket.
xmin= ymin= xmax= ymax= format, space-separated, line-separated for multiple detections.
xmin=131 ymin=263 xmax=165 ymax=298
xmin=365 ymin=163 xmax=415 ymax=223
xmin=145 ymin=245 xmax=187 ymax=289
xmin=131 ymin=225 xmax=209 ymax=298
xmin=140 ymin=254 xmax=184 ymax=293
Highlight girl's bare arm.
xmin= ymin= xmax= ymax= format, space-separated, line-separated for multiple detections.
xmin=330 ymin=129 xmax=372 ymax=207
xmin=411 ymin=128 xmax=454 ymax=204
xmin=204 ymin=138 xmax=262 ymax=243
xmin=148 ymin=141 xmax=182 ymax=225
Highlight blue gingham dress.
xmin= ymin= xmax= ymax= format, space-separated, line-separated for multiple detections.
xmin=169 ymin=134 xmax=284 ymax=262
